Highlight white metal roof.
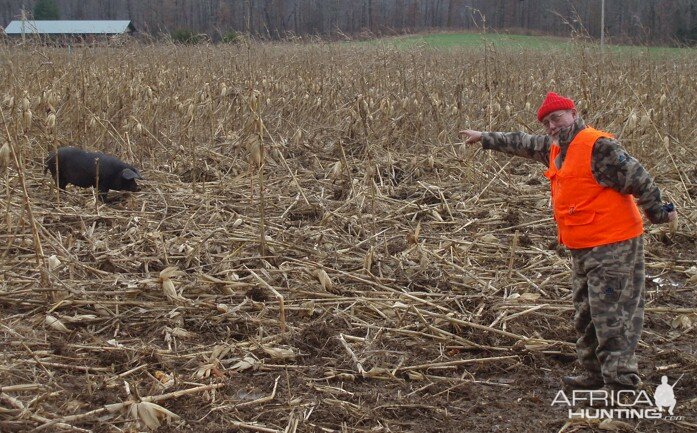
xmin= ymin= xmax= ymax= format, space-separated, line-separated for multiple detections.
xmin=4 ymin=20 xmax=134 ymax=35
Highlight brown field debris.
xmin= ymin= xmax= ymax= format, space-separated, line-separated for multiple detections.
xmin=0 ymin=40 xmax=696 ymax=432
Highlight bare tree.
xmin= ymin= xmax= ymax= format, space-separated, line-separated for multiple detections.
xmin=1 ymin=0 xmax=693 ymax=45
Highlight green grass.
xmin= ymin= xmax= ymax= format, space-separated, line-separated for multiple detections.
xmin=381 ymin=32 xmax=565 ymax=50
xmin=367 ymin=31 xmax=695 ymax=57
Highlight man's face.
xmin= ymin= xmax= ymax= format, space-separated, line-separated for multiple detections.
xmin=542 ymin=109 xmax=576 ymax=139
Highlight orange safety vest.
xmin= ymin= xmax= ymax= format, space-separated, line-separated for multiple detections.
xmin=543 ymin=127 xmax=643 ymax=249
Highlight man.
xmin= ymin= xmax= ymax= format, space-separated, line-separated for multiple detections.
xmin=460 ymin=92 xmax=677 ymax=392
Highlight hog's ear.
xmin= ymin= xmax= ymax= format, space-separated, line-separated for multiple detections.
xmin=122 ymin=169 xmax=140 ymax=180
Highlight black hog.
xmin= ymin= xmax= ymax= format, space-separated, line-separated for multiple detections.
xmin=45 ymin=147 xmax=143 ymax=201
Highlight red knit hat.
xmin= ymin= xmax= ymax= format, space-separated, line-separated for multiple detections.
xmin=537 ymin=92 xmax=575 ymax=122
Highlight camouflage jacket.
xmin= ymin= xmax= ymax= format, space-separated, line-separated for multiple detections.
xmin=481 ymin=117 xmax=670 ymax=224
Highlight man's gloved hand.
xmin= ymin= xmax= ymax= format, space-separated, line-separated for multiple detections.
xmin=663 ymin=203 xmax=678 ymax=230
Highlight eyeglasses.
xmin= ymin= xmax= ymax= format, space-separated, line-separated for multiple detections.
xmin=542 ymin=111 xmax=570 ymax=128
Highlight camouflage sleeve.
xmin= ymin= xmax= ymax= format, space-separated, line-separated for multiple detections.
xmin=481 ymin=132 xmax=553 ymax=166
xmin=591 ymin=138 xmax=670 ymax=224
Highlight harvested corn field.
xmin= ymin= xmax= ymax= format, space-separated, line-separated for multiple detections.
xmin=1 ymin=40 xmax=696 ymax=432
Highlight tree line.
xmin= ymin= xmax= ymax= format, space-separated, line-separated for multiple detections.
xmin=2 ymin=0 xmax=697 ymax=45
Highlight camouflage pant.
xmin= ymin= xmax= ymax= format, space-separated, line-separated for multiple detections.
xmin=569 ymin=236 xmax=645 ymax=388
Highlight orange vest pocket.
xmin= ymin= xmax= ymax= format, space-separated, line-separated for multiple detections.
xmin=560 ymin=209 xmax=596 ymax=226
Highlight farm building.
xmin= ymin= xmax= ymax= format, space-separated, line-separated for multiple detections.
xmin=3 ymin=20 xmax=136 ymax=42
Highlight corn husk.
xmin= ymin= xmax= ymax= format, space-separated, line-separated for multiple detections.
xmin=314 ymin=269 xmax=333 ymax=292
xmin=45 ymin=315 xmax=70 ymax=333
xmin=129 ymin=401 xmax=179 ymax=430
xmin=230 ymin=355 xmax=258 ymax=372
xmin=262 ymin=346 xmax=296 ymax=360
xmin=48 ymin=255 xmax=61 ymax=271
xmin=0 ymin=142 xmax=10 ymax=169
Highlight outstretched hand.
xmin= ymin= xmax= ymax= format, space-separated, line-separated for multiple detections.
xmin=459 ymin=129 xmax=483 ymax=144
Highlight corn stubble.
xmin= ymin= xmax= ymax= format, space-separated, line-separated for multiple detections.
xmin=0 ymin=40 xmax=695 ymax=432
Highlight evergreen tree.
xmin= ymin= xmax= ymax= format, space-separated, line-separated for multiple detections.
xmin=33 ymin=0 xmax=60 ymax=20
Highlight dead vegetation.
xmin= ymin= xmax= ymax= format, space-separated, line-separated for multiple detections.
xmin=0 ymin=40 xmax=696 ymax=432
